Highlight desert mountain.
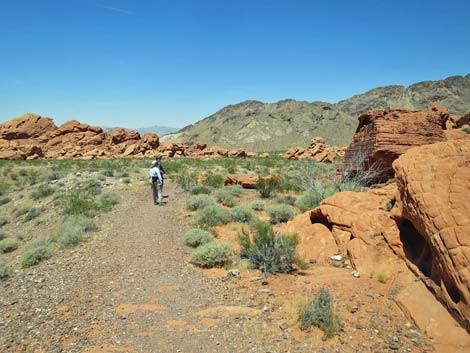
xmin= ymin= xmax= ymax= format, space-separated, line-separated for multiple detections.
xmin=165 ymin=75 xmax=470 ymax=151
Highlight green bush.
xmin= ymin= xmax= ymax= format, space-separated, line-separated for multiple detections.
xmin=14 ymin=207 xmax=30 ymax=218
xmin=0 ymin=216 xmax=8 ymax=227
xmin=176 ymin=171 xmax=197 ymax=192
xmin=191 ymin=185 xmax=211 ymax=195
xmin=266 ymin=204 xmax=297 ymax=224
xmin=190 ymin=242 xmax=231 ymax=268
xmin=98 ymin=192 xmax=119 ymax=210
xmin=52 ymin=216 xmax=97 ymax=248
xmin=0 ymin=197 xmax=11 ymax=206
xmin=276 ymin=195 xmax=297 ymax=205
xmin=24 ymin=207 xmax=42 ymax=222
xmin=295 ymin=190 xmax=323 ymax=212
xmin=20 ymin=240 xmax=54 ymax=268
xmin=0 ymin=238 xmax=18 ymax=253
xmin=0 ymin=232 xmax=5 ymax=240
xmin=187 ymin=194 xmax=215 ymax=211
xmin=196 ymin=205 xmax=232 ymax=228
xmin=0 ymin=257 xmax=9 ymax=280
xmin=31 ymin=184 xmax=55 ymax=200
xmin=213 ymin=189 xmax=237 ymax=207
xmin=230 ymin=206 xmax=257 ymax=224
xmin=224 ymin=185 xmax=244 ymax=196
xmin=238 ymin=222 xmax=304 ymax=274
xmin=183 ymin=228 xmax=214 ymax=247
xmin=298 ymin=288 xmax=341 ymax=339
xmin=256 ymin=177 xmax=281 ymax=198
xmin=202 ymin=174 xmax=224 ymax=188
xmin=249 ymin=200 xmax=266 ymax=211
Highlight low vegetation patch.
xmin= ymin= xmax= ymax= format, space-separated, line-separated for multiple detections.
xmin=51 ymin=216 xmax=97 ymax=248
xmin=0 ymin=257 xmax=9 ymax=280
xmin=0 ymin=237 xmax=18 ymax=253
xmin=224 ymin=184 xmax=244 ymax=196
xmin=276 ymin=195 xmax=297 ymax=206
xmin=183 ymin=228 xmax=214 ymax=247
xmin=0 ymin=216 xmax=8 ymax=227
xmin=187 ymin=194 xmax=215 ymax=211
xmin=295 ymin=190 xmax=323 ymax=212
xmin=230 ymin=206 xmax=257 ymax=224
xmin=190 ymin=185 xmax=211 ymax=195
xmin=20 ymin=239 xmax=54 ymax=268
xmin=266 ymin=204 xmax=297 ymax=224
xmin=238 ymin=222 xmax=305 ymax=274
xmin=298 ymin=288 xmax=341 ymax=339
xmin=256 ymin=177 xmax=281 ymax=198
xmin=24 ymin=207 xmax=42 ymax=222
xmin=190 ymin=242 xmax=231 ymax=268
xmin=249 ymin=199 xmax=265 ymax=211
xmin=175 ymin=171 xmax=197 ymax=192
xmin=195 ymin=205 xmax=232 ymax=228
xmin=0 ymin=197 xmax=11 ymax=206
xmin=31 ymin=184 xmax=55 ymax=200
xmin=202 ymin=174 xmax=224 ymax=188
xmin=213 ymin=189 xmax=237 ymax=207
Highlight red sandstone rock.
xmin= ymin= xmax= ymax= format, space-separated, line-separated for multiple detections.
xmin=0 ymin=113 xmax=57 ymax=140
xmin=228 ymin=148 xmax=247 ymax=157
xmin=343 ymin=104 xmax=449 ymax=178
xmin=224 ymin=175 xmax=259 ymax=189
xmin=283 ymin=137 xmax=345 ymax=163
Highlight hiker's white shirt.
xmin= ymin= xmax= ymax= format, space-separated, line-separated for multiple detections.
xmin=149 ymin=166 xmax=162 ymax=183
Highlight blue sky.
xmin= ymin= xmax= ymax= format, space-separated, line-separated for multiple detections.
xmin=0 ymin=0 xmax=469 ymax=128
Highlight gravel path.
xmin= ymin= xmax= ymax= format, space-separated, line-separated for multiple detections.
xmin=0 ymin=182 xmax=290 ymax=353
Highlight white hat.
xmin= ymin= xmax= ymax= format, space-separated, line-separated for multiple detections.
xmin=151 ymin=161 xmax=157 ymax=167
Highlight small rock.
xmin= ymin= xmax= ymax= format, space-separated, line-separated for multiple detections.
xmin=251 ymin=276 xmax=263 ymax=282
xmin=228 ymin=269 xmax=240 ymax=277
xmin=257 ymin=289 xmax=273 ymax=296
xmin=279 ymin=323 xmax=288 ymax=330
xmin=330 ymin=255 xmax=343 ymax=261
xmin=352 ymin=270 xmax=360 ymax=278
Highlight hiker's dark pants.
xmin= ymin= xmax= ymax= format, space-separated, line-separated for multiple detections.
xmin=151 ymin=181 xmax=162 ymax=204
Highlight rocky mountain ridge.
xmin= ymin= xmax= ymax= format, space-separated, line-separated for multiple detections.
xmin=166 ymin=75 xmax=470 ymax=151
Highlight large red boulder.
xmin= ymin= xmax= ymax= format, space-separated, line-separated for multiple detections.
xmin=0 ymin=113 xmax=56 ymax=140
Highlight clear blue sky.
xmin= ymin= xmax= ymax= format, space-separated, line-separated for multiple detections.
xmin=0 ymin=0 xmax=469 ymax=128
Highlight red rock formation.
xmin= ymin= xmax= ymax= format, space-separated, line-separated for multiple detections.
xmin=343 ymin=104 xmax=449 ymax=178
xmin=283 ymin=137 xmax=345 ymax=163
xmin=393 ymin=139 xmax=470 ymax=329
xmin=224 ymin=175 xmax=259 ymax=189
xmin=0 ymin=114 xmax=258 ymax=160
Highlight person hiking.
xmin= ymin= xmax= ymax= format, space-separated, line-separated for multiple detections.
xmin=149 ymin=160 xmax=163 ymax=205
xmin=155 ymin=155 xmax=166 ymax=195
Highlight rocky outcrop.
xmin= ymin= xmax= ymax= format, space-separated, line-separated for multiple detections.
xmin=307 ymin=138 xmax=470 ymax=330
xmin=282 ymin=137 xmax=345 ymax=163
xmin=224 ymin=175 xmax=259 ymax=189
xmin=0 ymin=114 xmax=257 ymax=160
xmin=343 ymin=104 xmax=449 ymax=178
xmin=393 ymin=139 xmax=470 ymax=329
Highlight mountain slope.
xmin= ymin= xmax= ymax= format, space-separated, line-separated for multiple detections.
xmin=165 ymin=75 xmax=470 ymax=151
xmin=104 ymin=125 xmax=179 ymax=136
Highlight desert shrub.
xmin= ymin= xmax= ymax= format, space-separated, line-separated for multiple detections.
xmin=0 ymin=197 xmax=11 ymax=206
xmin=52 ymin=216 xmax=97 ymax=248
xmin=224 ymin=184 xmax=244 ymax=196
xmin=190 ymin=242 xmax=231 ymax=268
xmin=385 ymin=197 xmax=396 ymax=211
xmin=20 ymin=239 xmax=54 ymax=268
xmin=203 ymin=174 xmax=224 ymax=188
xmin=266 ymin=204 xmax=297 ymax=224
xmin=213 ymin=189 xmax=237 ymax=207
xmin=249 ymin=199 xmax=266 ymax=211
xmin=176 ymin=171 xmax=197 ymax=192
xmin=187 ymin=194 xmax=215 ymax=211
xmin=0 ymin=237 xmax=18 ymax=253
xmin=114 ymin=170 xmax=129 ymax=178
xmin=0 ymin=232 xmax=5 ymax=240
xmin=122 ymin=177 xmax=131 ymax=184
xmin=0 ymin=183 xmax=10 ymax=196
xmin=462 ymin=127 xmax=470 ymax=134
xmin=230 ymin=206 xmax=257 ymax=224
xmin=24 ymin=207 xmax=42 ymax=222
xmin=298 ymin=288 xmax=341 ymax=339
xmin=256 ymin=177 xmax=281 ymax=198
xmin=31 ymin=184 xmax=55 ymax=200
xmin=276 ymin=195 xmax=297 ymax=206
xmin=196 ymin=205 xmax=232 ymax=228
xmin=98 ymin=192 xmax=119 ymax=210
xmin=295 ymin=190 xmax=323 ymax=212
xmin=238 ymin=222 xmax=304 ymax=274
xmin=102 ymin=169 xmax=114 ymax=177
xmin=191 ymin=185 xmax=211 ymax=195
xmin=44 ymin=171 xmax=63 ymax=181
xmin=0 ymin=257 xmax=9 ymax=280
xmin=79 ymin=178 xmax=102 ymax=195
xmin=183 ymin=228 xmax=214 ymax=247
xmin=14 ymin=207 xmax=31 ymax=218
xmin=0 ymin=216 xmax=8 ymax=227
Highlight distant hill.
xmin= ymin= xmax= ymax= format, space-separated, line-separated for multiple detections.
xmin=164 ymin=75 xmax=470 ymax=152
xmin=104 ymin=125 xmax=179 ymax=136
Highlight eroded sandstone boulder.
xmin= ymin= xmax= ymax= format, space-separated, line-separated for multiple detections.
xmin=283 ymin=137 xmax=345 ymax=163
xmin=0 ymin=113 xmax=57 ymax=140
xmin=343 ymin=104 xmax=449 ymax=178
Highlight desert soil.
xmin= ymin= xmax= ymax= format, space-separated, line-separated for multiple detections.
xmin=0 ymin=182 xmax=432 ymax=353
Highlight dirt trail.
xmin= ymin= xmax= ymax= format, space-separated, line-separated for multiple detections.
xmin=0 ymin=183 xmax=291 ymax=353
